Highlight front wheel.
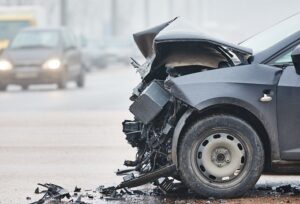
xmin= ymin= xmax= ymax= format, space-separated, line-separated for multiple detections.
xmin=76 ymin=70 xmax=85 ymax=88
xmin=22 ymin=85 xmax=29 ymax=90
xmin=0 ymin=84 xmax=7 ymax=91
xmin=178 ymin=114 xmax=264 ymax=198
xmin=57 ymin=72 xmax=67 ymax=89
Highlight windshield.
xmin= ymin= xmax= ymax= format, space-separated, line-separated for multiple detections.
xmin=10 ymin=30 xmax=60 ymax=49
xmin=240 ymin=13 xmax=300 ymax=53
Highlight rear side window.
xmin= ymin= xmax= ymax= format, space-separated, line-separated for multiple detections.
xmin=62 ymin=32 xmax=71 ymax=48
xmin=273 ymin=50 xmax=293 ymax=64
xmin=62 ymin=31 xmax=77 ymax=49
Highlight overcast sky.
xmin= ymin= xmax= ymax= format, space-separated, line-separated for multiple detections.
xmin=0 ymin=0 xmax=299 ymax=44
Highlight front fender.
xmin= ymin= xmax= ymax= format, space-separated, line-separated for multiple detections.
xmin=171 ymin=98 xmax=275 ymax=166
xmin=168 ymin=64 xmax=282 ymax=166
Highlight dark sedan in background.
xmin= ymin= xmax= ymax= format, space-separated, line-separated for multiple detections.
xmin=0 ymin=27 xmax=85 ymax=90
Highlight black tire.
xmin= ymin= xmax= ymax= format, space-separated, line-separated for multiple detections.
xmin=57 ymin=72 xmax=67 ymax=89
xmin=178 ymin=114 xmax=264 ymax=198
xmin=22 ymin=85 xmax=29 ymax=90
xmin=76 ymin=70 xmax=85 ymax=88
xmin=0 ymin=84 xmax=7 ymax=91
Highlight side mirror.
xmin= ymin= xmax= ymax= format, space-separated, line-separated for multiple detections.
xmin=292 ymin=45 xmax=300 ymax=75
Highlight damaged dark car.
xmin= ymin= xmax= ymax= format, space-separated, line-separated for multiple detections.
xmin=121 ymin=13 xmax=300 ymax=198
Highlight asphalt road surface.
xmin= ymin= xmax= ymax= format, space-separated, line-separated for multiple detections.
xmin=1 ymin=66 xmax=300 ymax=204
xmin=0 ymin=66 xmax=139 ymax=203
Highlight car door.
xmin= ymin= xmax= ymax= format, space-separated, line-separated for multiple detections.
xmin=62 ymin=31 xmax=81 ymax=79
xmin=274 ymin=45 xmax=300 ymax=160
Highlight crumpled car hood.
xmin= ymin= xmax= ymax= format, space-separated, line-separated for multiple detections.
xmin=133 ymin=17 xmax=252 ymax=59
xmin=133 ymin=18 xmax=177 ymax=59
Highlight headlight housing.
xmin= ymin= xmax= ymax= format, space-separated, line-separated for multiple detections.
xmin=43 ymin=58 xmax=61 ymax=70
xmin=0 ymin=59 xmax=13 ymax=71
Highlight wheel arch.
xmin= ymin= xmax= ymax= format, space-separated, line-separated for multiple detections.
xmin=172 ymin=103 xmax=272 ymax=172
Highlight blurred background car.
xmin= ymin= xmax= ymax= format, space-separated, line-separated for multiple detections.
xmin=79 ymin=37 xmax=137 ymax=71
xmin=79 ymin=39 xmax=108 ymax=71
xmin=0 ymin=27 xmax=85 ymax=90
xmin=98 ymin=38 xmax=136 ymax=66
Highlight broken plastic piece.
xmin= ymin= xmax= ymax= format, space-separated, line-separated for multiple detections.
xmin=116 ymin=168 xmax=135 ymax=175
xmin=97 ymin=186 xmax=116 ymax=196
xmin=123 ymin=173 xmax=135 ymax=181
xmin=116 ymin=164 xmax=176 ymax=189
xmin=74 ymin=186 xmax=81 ymax=193
xmin=124 ymin=160 xmax=137 ymax=167
xmin=155 ymin=177 xmax=175 ymax=193
xmin=30 ymin=183 xmax=71 ymax=204
xmin=34 ymin=187 xmax=40 ymax=194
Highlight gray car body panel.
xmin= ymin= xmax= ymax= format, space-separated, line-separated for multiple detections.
xmin=166 ymin=64 xmax=282 ymax=164
xmin=133 ymin=18 xmax=252 ymax=60
xmin=155 ymin=19 xmax=252 ymax=55
xmin=134 ymin=18 xmax=252 ymax=81
xmin=130 ymin=17 xmax=300 ymax=172
xmin=133 ymin=18 xmax=177 ymax=59
xmin=277 ymin=66 xmax=300 ymax=160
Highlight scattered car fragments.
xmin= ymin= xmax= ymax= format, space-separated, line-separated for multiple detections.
xmin=30 ymin=183 xmax=71 ymax=204
xmin=28 ymin=182 xmax=300 ymax=203
xmin=29 ymin=183 xmax=161 ymax=203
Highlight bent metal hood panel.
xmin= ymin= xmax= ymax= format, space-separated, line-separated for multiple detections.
xmin=133 ymin=17 xmax=177 ymax=58
xmin=133 ymin=18 xmax=252 ymax=59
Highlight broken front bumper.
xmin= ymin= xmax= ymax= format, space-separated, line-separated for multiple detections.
xmin=129 ymin=81 xmax=170 ymax=124
xmin=122 ymin=120 xmax=143 ymax=148
xmin=119 ymin=80 xmax=184 ymax=191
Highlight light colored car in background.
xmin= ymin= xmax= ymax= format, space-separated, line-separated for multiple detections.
xmin=80 ymin=39 xmax=108 ymax=71
xmin=100 ymin=38 xmax=136 ymax=65
xmin=0 ymin=27 xmax=85 ymax=90
xmin=80 ymin=37 xmax=139 ymax=70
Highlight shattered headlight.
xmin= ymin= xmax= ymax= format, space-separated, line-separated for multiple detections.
xmin=43 ymin=58 xmax=61 ymax=70
xmin=0 ymin=59 xmax=13 ymax=71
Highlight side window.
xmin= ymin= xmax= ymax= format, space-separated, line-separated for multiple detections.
xmin=273 ymin=50 xmax=293 ymax=64
xmin=62 ymin=31 xmax=77 ymax=49
xmin=69 ymin=33 xmax=77 ymax=48
xmin=269 ymin=45 xmax=297 ymax=66
xmin=62 ymin=32 xmax=71 ymax=49
xmin=65 ymin=32 xmax=77 ymax=48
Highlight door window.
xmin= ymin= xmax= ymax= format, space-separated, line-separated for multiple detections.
xmin=268 ymin=46 xmax=297 ymax=66
xmin=273 ymin=50 xmax=293 ymax=64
